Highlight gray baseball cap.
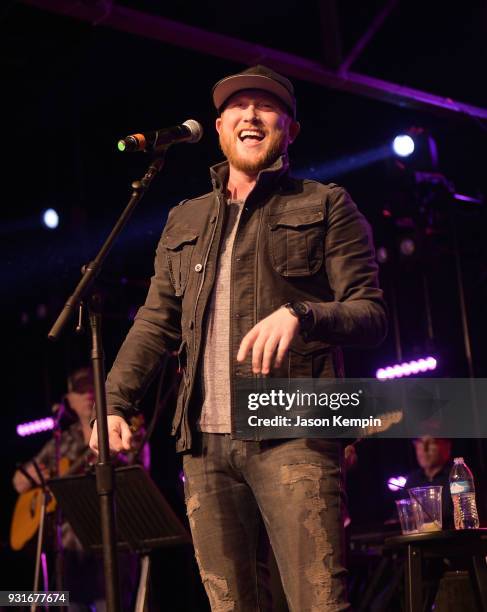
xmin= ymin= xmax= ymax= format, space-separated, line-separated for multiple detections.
xmin=212 ymin=65 xmax=296 ymax=118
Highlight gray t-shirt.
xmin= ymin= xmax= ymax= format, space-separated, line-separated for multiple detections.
xmin=199 ymin=199 xmax=244 ymax=433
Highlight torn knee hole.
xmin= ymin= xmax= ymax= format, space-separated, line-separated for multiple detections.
xmin=186 ymin=493 xmax=200 ymax=518
xmin=200 ymin=570 xmax=234 ymax=612
xmin=281 ymin=462 xmax=324 ymax=486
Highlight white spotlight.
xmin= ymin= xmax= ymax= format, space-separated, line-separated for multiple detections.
xmin=42 ymin=208 xmax=59 ymax=229
xmin=392 ymin=135 xmax=415 ymax=157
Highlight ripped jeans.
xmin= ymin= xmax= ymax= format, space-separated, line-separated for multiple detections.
xmin=183 ymin=434 xmax=350 ymax=612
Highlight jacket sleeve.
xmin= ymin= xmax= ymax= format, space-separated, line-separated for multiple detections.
xmin=307 ymin=186 xmax=387 ymax=346
xmin=105 ymin=213 xmax=182 ymax=421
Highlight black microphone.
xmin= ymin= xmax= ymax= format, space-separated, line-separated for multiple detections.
xmin=117 ymin=119 xmax=203 ymax=152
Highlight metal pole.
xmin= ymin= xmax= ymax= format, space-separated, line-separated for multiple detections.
xmin=339 ymin=0 xmax=398 ymax=74
xmin=90 ymin=300 xmax=121 ymax=612
xmin=22 ymin=0 xmax=487 ymax=121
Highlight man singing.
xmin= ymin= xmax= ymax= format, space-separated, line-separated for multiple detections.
xmin=90 ymin=65 xmax=387 ymax=611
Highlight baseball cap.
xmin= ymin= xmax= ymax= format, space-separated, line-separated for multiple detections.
xmin=68 ymin=366 xmax=94 ymax=394
xmin=212 ymin=65 xmax=296 ymax=118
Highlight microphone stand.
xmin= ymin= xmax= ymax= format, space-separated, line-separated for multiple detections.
xmin=48 ymin=150 xmax=167 ymax=612
xmin=52 ymin=405 xmax=64 ymax=598
xmin=30 ymin=460 xmax=50 ymax=612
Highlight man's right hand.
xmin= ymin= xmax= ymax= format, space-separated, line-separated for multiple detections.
xmin=89 ymin=415 xmax=133 ymax=455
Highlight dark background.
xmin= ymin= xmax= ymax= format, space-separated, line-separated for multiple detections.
xmin=2 ymin=0 xmax=486 ymax=608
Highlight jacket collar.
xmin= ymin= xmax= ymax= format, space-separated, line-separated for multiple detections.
xmin=209 ymin=154 xmax=290 ymax=195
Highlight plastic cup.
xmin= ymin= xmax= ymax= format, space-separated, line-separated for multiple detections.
xmin=395 ymin=498 xmax=419 ymax=534
xmin=408 ymin=486 xmax=443 ymax=532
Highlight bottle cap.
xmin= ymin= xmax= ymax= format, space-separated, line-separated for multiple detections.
xmin=453 ymin=457 xmax=464 ymax=464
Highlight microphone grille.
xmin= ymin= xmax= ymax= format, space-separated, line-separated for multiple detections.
xmin=183 ymin=119 xmax=203 ymax=143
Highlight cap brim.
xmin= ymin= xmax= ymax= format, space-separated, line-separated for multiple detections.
xmin=213 ymin=74 xmax=295 ymax=116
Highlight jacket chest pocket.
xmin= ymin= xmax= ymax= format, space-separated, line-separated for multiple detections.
xmin=268 ymin=208 xmax=325 ymax=277
xmin=164 ymin=230 xmax=199 ymax=296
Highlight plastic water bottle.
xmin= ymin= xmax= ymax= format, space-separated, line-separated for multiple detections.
xmin=449 ymin=457 xmax=479 ymax=529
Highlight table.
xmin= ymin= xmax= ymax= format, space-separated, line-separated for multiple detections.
xmin=385 ymin=529 xmax=487 ymax=611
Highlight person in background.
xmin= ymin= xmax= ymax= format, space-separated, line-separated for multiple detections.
xmin=12 ymin=366 xmax=148 ymax=611
xmin=405 ymin=436 xmax=453 ymax=527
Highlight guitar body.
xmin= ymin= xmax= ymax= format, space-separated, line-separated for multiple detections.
xmin=10 ymin=456 xmax=70 ymax=551
xmin=10 ymin=415 xmax=143 ymax=551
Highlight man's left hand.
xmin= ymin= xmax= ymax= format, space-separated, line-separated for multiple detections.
xmin=237 ymin=307 xmax=300 ymax=374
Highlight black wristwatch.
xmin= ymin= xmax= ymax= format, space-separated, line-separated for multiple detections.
xmin=283 ymin=302 xmax=314 ymax=334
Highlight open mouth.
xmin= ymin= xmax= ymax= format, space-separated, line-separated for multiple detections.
xmin=238 ymin=129 xmax=265 ymax=143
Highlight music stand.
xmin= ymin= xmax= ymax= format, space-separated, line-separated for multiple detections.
xmin=48 ymin=465 xmax=190 ymax=611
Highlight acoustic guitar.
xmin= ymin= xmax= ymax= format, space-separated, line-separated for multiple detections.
xmin=10 ymin=414 xmax=144 ymax=551
xmin=10 ymin=450 xmax=94 ymax=551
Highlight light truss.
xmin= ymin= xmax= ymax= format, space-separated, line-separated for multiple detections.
xmin=21 ymin=0 xmax=487 ymax=121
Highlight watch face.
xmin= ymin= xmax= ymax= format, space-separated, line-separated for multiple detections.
xmin=294 ymin=302 xmax=309 ymax=317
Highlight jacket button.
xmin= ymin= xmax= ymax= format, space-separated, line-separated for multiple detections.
xmin=194 ymin=263 xmax=203 ymax=272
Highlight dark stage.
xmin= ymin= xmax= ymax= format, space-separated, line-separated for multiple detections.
xmin=2 ymin=1 xmax=487 ymax=610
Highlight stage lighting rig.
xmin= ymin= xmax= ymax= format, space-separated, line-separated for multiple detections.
xmin=391 ymin=127 xmax=439 ymax=171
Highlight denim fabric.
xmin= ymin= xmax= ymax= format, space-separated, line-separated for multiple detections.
xmin=183 ymin=434 xmax=350 ymax=611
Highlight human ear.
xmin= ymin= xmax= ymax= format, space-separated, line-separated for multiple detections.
xmin=288 ymin=120 xmax=301 ymax=144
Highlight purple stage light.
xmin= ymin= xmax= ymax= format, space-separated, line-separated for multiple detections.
xmin=453 ymin=193 xmax=483 ymax=204
xmin=399 ymin=237 xmax=416 ymax=256
xmin=17 ymin=417 xmax=55 ymax=437
xmin=376 ymin=246 xmax=389 ymax=264
xmin=388 ymin=475 xmax=407 ymax=492
xmin=376 ymin=356 xmax=437 ymax=380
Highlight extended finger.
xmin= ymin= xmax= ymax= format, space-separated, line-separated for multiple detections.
xmin=274 ymin=335 xmax=292 ymax=370
xmin=252 ymin=333 xmax=269 ymax=374
xmin=261 ymin=335 xmax=280 ymax=375
xmin=237 ymin=326 xmax=260 ymax=362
